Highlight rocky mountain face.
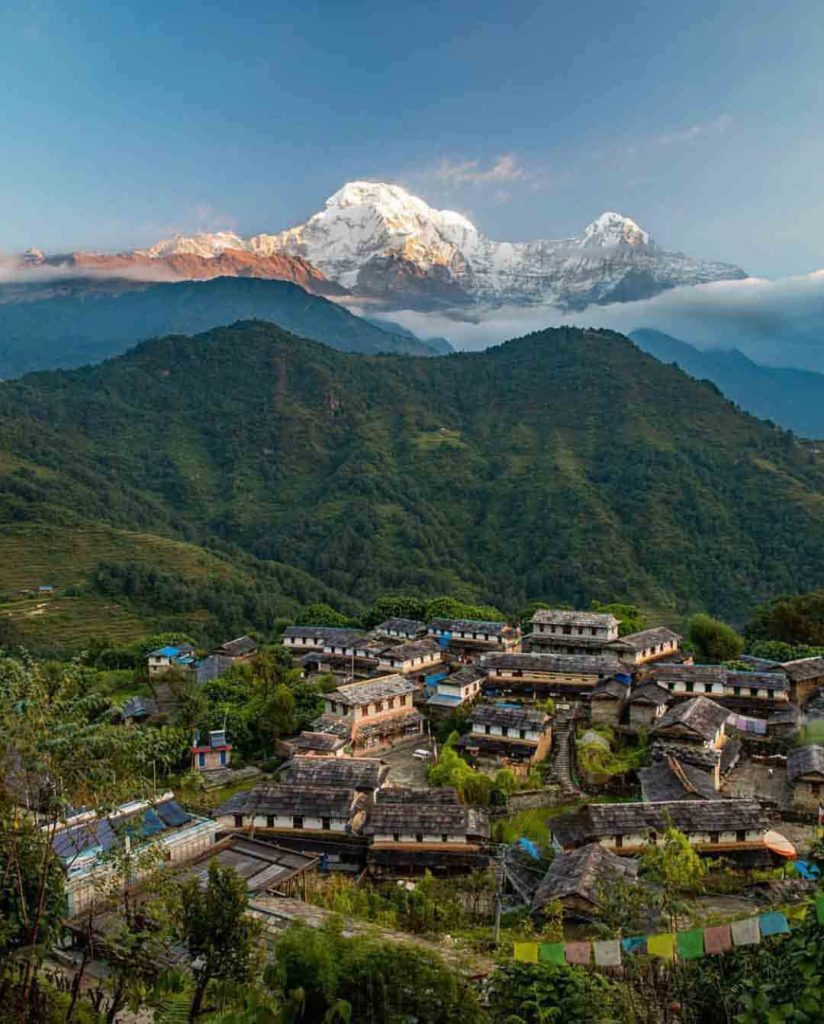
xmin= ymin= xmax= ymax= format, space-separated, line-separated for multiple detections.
xmin=11 ymin=182 xmax=747 ymax=315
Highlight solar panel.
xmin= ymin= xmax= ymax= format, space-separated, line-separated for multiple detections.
xmin=156 ymin=800 xmax=191 ymax=827
xmin=138 ymin=808 xmax=166 ymax=838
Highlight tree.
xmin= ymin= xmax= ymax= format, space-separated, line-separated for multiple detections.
xmin=591 ymin=601 xmax=646 ymax=636
xmin=363 ymin=594 xmax=427 ymax=627
xmin=294 ymin=603 xmax=352 ymax=628
xmin=179 ymin=861 xmax=263 ymax=1020
xmin=687 ymin=614 xmax=744 ymax=663
xmin=746 ymin=590 xmax=824 ymax=646
xmin=486 ymin=962 xmax=633 ymax=1023
xmin=639 ymin=827 xmax=705 ymax=929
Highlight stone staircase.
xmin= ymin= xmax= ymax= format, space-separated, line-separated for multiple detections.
xmin=548 ymin=711 xmax=579 ymax=795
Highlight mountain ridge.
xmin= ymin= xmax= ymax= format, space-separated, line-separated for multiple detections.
xmin=0 ymin=321 xmax=821 ymax=622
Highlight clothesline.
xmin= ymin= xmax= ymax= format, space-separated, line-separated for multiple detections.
xmin=512 ymin=896 xmax=823 ymax=969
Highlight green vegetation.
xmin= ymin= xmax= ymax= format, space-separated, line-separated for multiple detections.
xmin=687 ymin=613 xmax=745 ymax=663
xmin=0 ymin=322 xmax=822 ymax=632
xmin=746 ymin=588 xmax=824 ymax=646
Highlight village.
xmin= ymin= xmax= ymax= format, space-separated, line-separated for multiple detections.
xmin=30 ymin=602 xmax=824 ymax=993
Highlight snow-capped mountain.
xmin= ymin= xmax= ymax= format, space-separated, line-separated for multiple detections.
xmin=132 ymin=181 xmax=746 ymax=311
xmin=12 ymin=182 xmax=747 ymax=313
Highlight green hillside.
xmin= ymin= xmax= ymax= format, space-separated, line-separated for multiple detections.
xmin=1 ymin=322 xmax=823 ymax=628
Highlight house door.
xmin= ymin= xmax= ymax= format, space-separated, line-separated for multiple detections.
xmin=198 ymin=752 xmax=206 ymax=768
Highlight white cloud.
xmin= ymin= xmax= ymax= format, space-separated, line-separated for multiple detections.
xmin=430 ymin=153 xmax=528 ymax=185
xmin=366 ymin=269 xmax=824 ymax=373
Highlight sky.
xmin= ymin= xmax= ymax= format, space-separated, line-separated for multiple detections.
xmin=2 ymin=0 xmax=824 ymax=276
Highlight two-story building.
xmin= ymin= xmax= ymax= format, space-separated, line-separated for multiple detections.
xmin=625 ymin=682 xmax=671 ymax=729
xmin=646 ymin=664 xmax=790 ymax=708
xmin=374 ymin=618 xmax=425 ymax=640
xmin=780 ymin=657 xmax=824 ymax=704
xmin=191 ymin=729 xmax=232 ymax=771
xmin=377 ymin=638 xmax=443 ymax=676
xmin=426 ymin=665 xmax=484 ymax=713
xmin=481 ymin=652 xmax=624 ymax=699
xmin=426 ymin=618 xmax=521 ymax=661
xmin=457 ymin=703 xmax=552 ymax=772
xmin=282 ymin=626 xmax=361 ymax=654
xmin=363 ymin=787 xmax=489 ymax=877
xmin=146 ymin=643 xmax=196 ymax=677
xmin=608 ymin=627 xmax=681 ymax=667
xmin=527 ymin=609 xmax=620 ymax=655
xmin=323 ymin=675 xmax=424 ymax=753
xmin=550 ymin=799 xmax=791 ymax=864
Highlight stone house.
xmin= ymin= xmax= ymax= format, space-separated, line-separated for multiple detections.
xmin=608 ymin=626 xmax=681 ymax=667
xmin=377 ymin=638 xmax=443 ymax=675
xmin=527 ymin=609 xmax=620 ymax=655
xmin=426 ymin=665 xmax=484 ymax=712
xmin=481 ymin=652 xmax=623 ymax=699
xmin=374 ymin=618 xmax=425 ymax=640
xmin=550 ymin=799 xmax=789 ymax=862
xmin=457 ymin=703 xmax=552 ymax=772
xmin=214 ymin=783 xmax=367 ymax=837
xmin=531 ymin=842 xmax=639 ymax=919
xmin=786 ymin=744 xmax=824 ymax=813
xmin=282 ymin=626 xmax=358 ymax=653
xmin=214 ymin=635 xmax=259 ymax=662
xmin=426 ymin=618 xmax=521 ymax=660
xmin=323 ymin=675 xmax=424 ymax=753
xmin=781 ymin=658 xmax=824 ymax=704
xmin=282 ymin=755 xmax=389 ymax=794
xmin=625 ymin=682 xmax=671 ymax=729
xmin=589 ymin=677 xmax=630 ymax=725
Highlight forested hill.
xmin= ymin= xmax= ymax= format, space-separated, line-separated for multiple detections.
xmin=0 ymin=275 xmax=445 ymax=379
xmin=1 ymin=321 xmax=823 ymax=620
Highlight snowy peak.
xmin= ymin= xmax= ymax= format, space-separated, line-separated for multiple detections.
xmin=138 ymin=231 xmax=247 ymax=260
xmin=582 ymin=212 xmax=651 ymax=248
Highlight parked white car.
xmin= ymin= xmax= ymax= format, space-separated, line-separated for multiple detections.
xmin=412 ymin=748 xmax=432 ymax=760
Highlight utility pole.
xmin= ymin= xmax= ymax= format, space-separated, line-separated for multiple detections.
xmin=493 ymin=843 xmax=505 ymax=947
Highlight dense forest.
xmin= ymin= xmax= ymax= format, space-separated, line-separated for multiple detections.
xmin=1 ymin=322 xmax=823 ymax=622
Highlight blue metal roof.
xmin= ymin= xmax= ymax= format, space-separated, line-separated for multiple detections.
xmin=152 ymin=646 xmax=183 ymax=657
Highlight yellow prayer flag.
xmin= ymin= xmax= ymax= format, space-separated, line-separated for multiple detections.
xmin=514 ymin=941 xmax=538 ymax=963
xmin=646 ymin=933 xmax=676 ymax=960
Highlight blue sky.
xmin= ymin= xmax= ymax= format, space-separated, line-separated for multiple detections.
xmin=2 ymin=0 xmax=823 ymax=275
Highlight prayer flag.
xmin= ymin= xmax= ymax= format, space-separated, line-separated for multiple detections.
xmin=539 ymin=942 xmax=566 ymax=966
xmin=816 ymin=895 xmax=824 ymax=926
xmin=731 ymin=917 xmax=760 ymax=946
xmin=676 ymin=929 xmax=704 ymax=960
xmin=759 ymin=912 xmax=790 ymax=937
xmin=621 ymin=936 xmax=647 ymax=955
xmin=703 ymin=924 xmax=732 ymax=955
xmin=593 ymin=940 xmax=622 ymax=967
xmin=565 ymin=941 xmax=591 ymax=966
xmin=514 ymin=942 xmax=538 ymax=962
xmin=646 ymin=933 xmax=676 ymax=960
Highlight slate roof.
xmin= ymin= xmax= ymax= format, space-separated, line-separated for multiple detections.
xmin=375 ymin=618 xmax=425 ymax=636
xmin=195 ymin=654 xmax=235 ymax=684
xmin=283 ymin=756 xmax=387 ymax=790
xmin=612 ymin=626 xmax=681 ymax=652
xmin=470 ymin=704 xmax=550 ymax=731
xmin=481 ymin=652 xmax=622 ymax=675
xmin=216 ymin=784 xmax=359 ymax=820
xmin=363 ymin=802 xmax=489 ymax=838
xmin=551 ymin=799 xmax=767 ymax=847
xmin=289 ymin=732 xmax=348 ymax=754
xmin=781 ymin=658 xmax=824 ymax=682
xmin=787 ymin=744 xmax=824 ymax=783
xmin=590 ymin=678 xmax=630 ymax=700
xmin=532 ymin=843 xmax=639 ymax=911
xmin=283 ymin=626 xmax=356 ymax=642
xmin=725 ymin=672 xmax=789 ymax=693
xmin=376 ymin=787 xmax=461 ymax=805
xmin=329 ymin=675 xmax=417 ymax=706
xmin=647 ymin=664 xmax=726 ymax=686
xmin=321 ymin=631 xmax=373 ymax=651
xmin=380 ymin=638 xmax=442 ymax=662
xmin=638 ymin=758 xmax=719 ymax=802
xmin=441 ymin=665 xmax=484 ymax=687
xmin=178 ymin=837 xmax=317 ymax=893
xmin=650 ymin=742 xmax=721 ymax=771
xmin=530 ymin=609 xmax=619 ymax=629
xmin=428 ymin=618 xmax=513 ymax=637
xmin=217 ymin=636 xmax=258 ymax=658
xmin=356 ymin=708 xmax=424 ymax=739
xmin=651 ymin=696 xmax=729 ymax=741
xmin=628 ymin=682 xmax=671 ymax=706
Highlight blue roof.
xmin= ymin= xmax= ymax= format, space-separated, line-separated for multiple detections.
xmin=427 ymin=693 xmax=463 ymax=707
xmin=152 ymin=646 xmax=183 ymax=657
xmin=52 ymin=799 xmax=193 ymax=863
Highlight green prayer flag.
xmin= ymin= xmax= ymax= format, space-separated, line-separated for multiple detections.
xmin=676 ymin=929 xmax=704 ymax=960
xmin=539 ymin=942 xmax=566 ymax=966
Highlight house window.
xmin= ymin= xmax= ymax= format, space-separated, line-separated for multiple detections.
xmin=198 ymin=752 xmax=206 ymax=767
xmin=322 ymin=817 xmax=331 ymax=830
xmin=485 ymin=725 xmax=491 ymax=734
xmin=614 ymin=835 xmax=623 ymax=848
xmin=710 ymin=832 xmax=719 ymax=844
xmin=267 ymin=815 xmax=274 ymax=828
xmin=519 ymin=729 xmax=526 ymax=739
xmin=293 ymin=816 xmax=304 ymax=829
xmin=811 ymin=783 xmax=821 ymax=797
xmin=563 ymin=625 xmax=572 ymax=635
xmin=393 ymin=833 xmax=401 ymax=841
xmin=441 ymin=834 xmax=448 ymax=843
xmin=416 ymin=833 xmax=424 ymax=843
xmin=234 ymin=815 xmax=243 ymax=828
xmin=736 ymin=830 xmax=746 ymax=842
xmin=577 ymin=626 xmax=584 ymax=635
xmin=388 ymin=697 xmax=395 ymax=709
